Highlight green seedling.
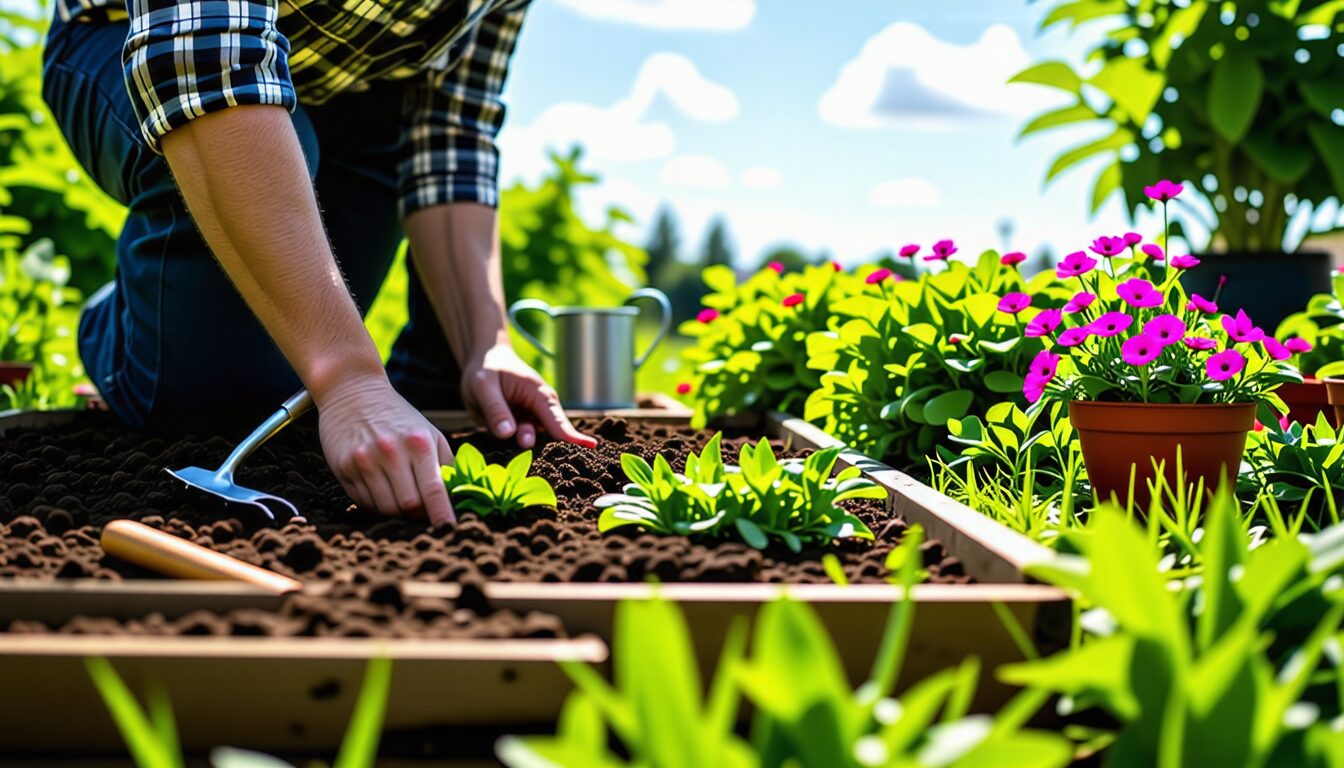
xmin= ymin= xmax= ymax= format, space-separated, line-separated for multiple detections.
xmin=441 ymin=443 xmax=557 ymax=517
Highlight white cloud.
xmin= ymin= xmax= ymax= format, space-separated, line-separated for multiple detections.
xmin=498 ymin=53 xmax=737 ymax=182
xmin=553 ymin=0 xmax=755 ymax=31
xmin=661 ymin=154 xmax=731 ymax=188
xmin=868 ymin=177 xmax=941 ymax=208
xmin=819 ymin=22 xmax=1067 ymax=129
xmin=741 ymin=166 xmax=783 ymax=189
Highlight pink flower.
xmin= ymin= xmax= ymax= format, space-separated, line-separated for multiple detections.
xmin=1064 ymin=292 xmax=1096 ymax=314
xmin=899 ymin=244 xmax=920 ymax=258
xmin=948 ymin=334 xmax=966 ymax=345
xmin=866 ymin=268 xmax=893 ymax=285
xmin=997 ymin=292 xmax=1032 ymax=314
xmin=1000 ymin=251 xmax=1027 ymax=267
xmin=1145 ymin=179 xmax=1185 ymax=202
xmin=1024 ymin=373 xmax=1050 ymax=404
xmin=923 ymin=239 xmax=957 ymax=262
xmin=1029 ymin=349 xmax=1061 ymax=380
xmin=1026 ymin=308 xmax=1063 ymax=338
xmin=1057 ymin=327 xmax=1091 ymax=347
xmin=1122 ymin=334 xmax=1162 ymax=366
xmin=1056 ymin=251 xmax=1098 ymax=279
xmin=1206 ymin=349 xmax=1246 ymax=381
xmin=1220 ymin=309 xmax=1265 ymax=344
xmin=1116 ymin=278 xmax=1163 ymax=309
xmin=1089 ymin=312 xmax=1135 ymax=337
xmin=1142 ymin=244 xmax=1165 ymax=261
xmin=1284 ymin=337 xmax=1313 ymax=354
xmin=676 ymin=382 xmax=692 ymax=395
xmin=696 ymin=308 xmax=720 ymax=324
xmin=1089 ymin=236 xmax=1127 ymax=257
xmin=1262 ymin=337 xmax=1291 ymax=361
xmin=1169 ymin=255 xmax=1201 ymax=270
xmin=1187 ymin=293 xmax=1218 ymax=314
xmin=1123 ymin=232 xmax=1143 ymax=246
xmin=1182 ymin=336 xmax=1218 ymax=351
xmin=782 ymin=292 xmax=805 ymax=308
xmin=831 ymin=261 xmax=844 ymax=272
xmin=767 ymin=261 xmax=785 ymax=274
xmin=1143 ymin=314 xmax=1187 ymax=346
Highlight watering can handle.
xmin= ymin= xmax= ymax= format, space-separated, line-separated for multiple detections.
xmin=627 ymin=288 xmax=673 ymax=369
xmin=507 ymin=299 xmax=555 ymax=358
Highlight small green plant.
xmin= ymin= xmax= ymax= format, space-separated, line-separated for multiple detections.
xmin=1242 ymin=413 xmax=1343 ymax=526
xmin=440 ymin=443 xmax=557 ymax=516
xmin=1276 ymin=271 xmax=1344 ymax=380
xmin=595 ymin=433 xmax=884 ymax=553
xmin=86 ymin=655 xmax=392 ymax=768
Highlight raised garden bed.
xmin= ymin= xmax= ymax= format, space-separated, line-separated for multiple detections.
xmin=0 ymin=407 xmax=1068 ymax=754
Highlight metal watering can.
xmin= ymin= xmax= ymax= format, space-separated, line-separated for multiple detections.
xmin=508 ymin=288 xmax=672 ymax=409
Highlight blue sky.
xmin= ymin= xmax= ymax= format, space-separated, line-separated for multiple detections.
xmin=495 ymin=0 xmax=1156 ymax=268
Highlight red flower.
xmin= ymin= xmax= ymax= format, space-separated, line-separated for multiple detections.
xmin=782 ymin=292 xmax=806 ymax=308
xmin=676 ymin=382 xmax=692 ymax=395
xmin=696 ymin=308 xmax=720 ymax=324
xmin=767 ymin=261 xmax=785 ymax=274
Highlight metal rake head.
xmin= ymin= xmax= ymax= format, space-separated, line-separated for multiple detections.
xmin=165 ymin=466 xmax=305 ymax=524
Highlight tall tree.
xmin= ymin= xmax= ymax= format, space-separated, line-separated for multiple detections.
xmin=644 ymin=206 xmax=680 ymax=284
xmin=700 ymin=217 xmax=734 ymax=269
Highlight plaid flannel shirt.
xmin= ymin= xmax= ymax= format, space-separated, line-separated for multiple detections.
xmin=55 ymin=0 xmax=528 ymax=215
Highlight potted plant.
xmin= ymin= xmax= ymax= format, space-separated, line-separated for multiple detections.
xmin=1018 ymin=181 xmax=1303 ymax=507
xmin=1012 ymin=0 xmax=1344 ymax=330
xmin=1275 ymin=270 xmax=1344 ymax=425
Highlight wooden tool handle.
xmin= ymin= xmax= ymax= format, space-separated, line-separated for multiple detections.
xmin=101 ymin=520 xmax=302 ymax=595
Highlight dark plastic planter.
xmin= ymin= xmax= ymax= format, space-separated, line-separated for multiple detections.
xmin=1070 ymin=401 xmax=1256 ymax=508
xmin=1327 ymin=379 xmax=1344 ymax=429
xmin=0 ymin=361 xmax=34 ymax=389
xmin=1180 ymin=250 xmax=1333 ymax=332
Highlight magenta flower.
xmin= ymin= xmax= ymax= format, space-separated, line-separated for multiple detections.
xmin=1026 ymin=308 xmax=1063 ymax=338
xmin=767 ymin=261 xmax=785 ymax=274
xmin=782 ymin=292 xmax=805 ymax=308
xmin=1206 ymin=349 xmax=1246 ymax=381
xmin=1024 ymin=372 xmax=1050 ymax=404
xmin=1169 ymin=255 xmax=1201 ymax=270
xmin=831 ymin=261 xmax=844 ymax=272
xmin=1122 ymin=334 xmax=1162 ymax=366
xmin=1144 ymin=179 xmax=1185 ymax=202
xmin=1089 ymin=236 xmax=1127 ymax=258
xmin=1142 ymin=244 xmax=1165 ymax=261
xmin=1090 ymin=312 xmax=1135 ymax=337
xmin=1029 ymin=349 xmax=1060 ymax=380
xmin=1187 ymin=293 xmax=1218 ymax=314
xmin=696 ymin=308 xmax=720 ymax=324
xmin=866 ymin=268 xmax=893 ymax=285
xmin=1123 ymin=232 xmax=1142 ymax=246
xmin=924 ymin=239 xmax=957 ymax=262
xmin=1182 ymin=336 xmax=1218 ymax=351
xmin=997 ymin=292 xmax=1032 ymax=314
xmin=1057 ymin=327 xmax=1091 ymax=347
xmin=1143 ymin=314 xmax=1187 ymax=346
xmin=1116 ymin=278 xmax=1163 ymax=309
xmin=1262 ymin=337 xmax=1291 ymax=361
xmin=1284 ymin=337 xmax=1313 ymax=354
xmin=899 ymin=244 xmax=920 ymax=258
xmin=676 ymin=382 xmax=692 ymax=395
xmin=1220 ymin=309 xmax=1265 ymax=343
xmin=1063 ymin=291 xmax=1096 ymax=314
xmin=1056 ymin=251 xmax=1098 ymax=279
xmin=1000 ymin=251 xmax=1027 ymax=267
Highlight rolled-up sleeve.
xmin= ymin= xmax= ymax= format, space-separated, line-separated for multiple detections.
xmin=398 ymin=1 xmax=527 ymax=217
xmin=122 ymin=0 xmax=295 ymax=153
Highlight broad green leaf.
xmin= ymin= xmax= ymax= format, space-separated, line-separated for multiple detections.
xmin=952 ymin=731 xmax=1073 ymax=768
xmin=924 ymin=389 xmax=975 ymax=426
xmin=333 ymin=657 xmax=392 ymax=768
xmin=1208 ymin=51 xmax=1264 ymax=142
xmin=735 ymin=518 xmax=769 ymax=549
xmin=1010 ymin=61 xmax=1083 ymax=93
xmin=506 ymin=451 xmax=534 ymax=483
xmin=997 ymin=634 xmax=1141 ymax=720
xmin=615 ymin=598 xmax=707 ymax=768
xmin=1151 ymin=1 xmax=1208 ymax=68
xmin=85 ymin=658 xmax=182 ymax=768
xmin=1308 ymin=122 xmax=1344 ymax=197
xmin=1018 ymin=102 xmax=1101 ymax=140
xmin=1300 ymin=79 xmax=1344 ymax=119
xmin=1091 ymin=160 xmax=1122 ymax=213
xmin=1243 ymin=130 xmax=1314 ymax=184
xmin=1089 ymin=58 xmax=1164 ymax=123
xmin=621 ymin=453 xmax=654 ymax=488
xmin=1044 ymin=129 xmax=1134 ymax=183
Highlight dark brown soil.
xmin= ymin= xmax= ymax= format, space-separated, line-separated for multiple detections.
xmin=0 ymin=414 xmax=968 ymax=587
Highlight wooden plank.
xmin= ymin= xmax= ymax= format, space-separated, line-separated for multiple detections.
xmin=769 ymin=412 xmax=1054 ymax=583
xmin=0 ymin=408 xmax=82 ymax=436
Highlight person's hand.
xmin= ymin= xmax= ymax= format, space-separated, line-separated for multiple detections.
xmin=462 ymin=343 xmax=598 ymax=449
xmin=316 ymin=375 xmax=457 ymax=526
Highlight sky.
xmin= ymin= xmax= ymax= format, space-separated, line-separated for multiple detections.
xmin=494 ymin=0 xmax=1152 ymax=269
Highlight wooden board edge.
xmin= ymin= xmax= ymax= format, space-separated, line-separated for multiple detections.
xmin=0 ymin=408 xmax=84 ymax=436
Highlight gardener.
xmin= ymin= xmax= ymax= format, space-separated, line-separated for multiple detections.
xmin=42 ymin=0 xmax=593 ymax=527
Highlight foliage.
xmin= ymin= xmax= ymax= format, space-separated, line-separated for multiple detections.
xmin=1002 ymin=493 xmax=1344 ymax=767
xmin=595 ymin=433 xmax=884 ymax=553
xmin=805 ymin=249 xmax=1063 ymax=467
xmin=440 ymin=443 xmax=557 ymax=516
xmin=1276 ymin=270 xmax=1344 ymax=379
xmin=1241 ymin=414 xmax=1343 ymax=526
xmin=0 ymin=234 xmax=83 ymax=409
xmin=1012 ymin=0 xmax=1344 ymax=251
xmin=499 ymin=526 xmax=1072 ymax=768
xmin=86 ymin=655 xmax=392 ymax=768
xmin=681 ymin=261 xmax=855 ymax=427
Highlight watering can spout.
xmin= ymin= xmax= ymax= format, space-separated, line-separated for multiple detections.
xmin=508 ymin=288 xmax=672 ymax=410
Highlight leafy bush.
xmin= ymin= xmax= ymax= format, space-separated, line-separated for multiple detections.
xmin=1276 ymin=271 xmax=1344 ymax=379
xmin=440 ymin=443 xmax=557 ymax=516
xmin=1241 ymin=414 xmax=1343 ymax=526
xmin=596 ymin=433 xmax=884 ymax=553
xmin=0 ymin=235 xmax=84 ymax=409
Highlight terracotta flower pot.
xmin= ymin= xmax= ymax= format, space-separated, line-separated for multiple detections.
xmin=0 ymin=362 xmax=34 ymax=389
xmin=1070 ymin=401 xmax=1256 ymax=508
xmin=1327 ymin=379 xmax=1344 ymax=429
xmin=1278 ymin=378 xmax=1332 ymax=427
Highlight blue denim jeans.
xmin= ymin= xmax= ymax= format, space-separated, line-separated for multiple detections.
xmin=42 ymin=16 xmax=462 ymax=435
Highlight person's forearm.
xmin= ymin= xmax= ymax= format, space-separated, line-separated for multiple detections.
xmin=160 ymin=105 xmax=387 ymax=405
xmin=403 ymin=203 xmax=510 ymax=363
